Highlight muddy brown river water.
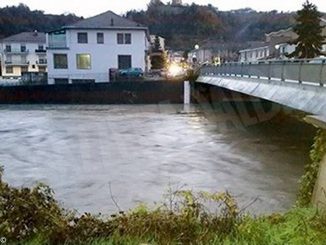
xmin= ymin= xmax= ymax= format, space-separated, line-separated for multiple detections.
xmin=0 ymin=104 xmax=315 ymax=214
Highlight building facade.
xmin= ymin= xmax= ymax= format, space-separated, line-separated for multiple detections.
xmin=239 ymin=18 xmax=326 ymax=62
xmin=47 ymin=11 xmax=149 ymax=84
xmin=150 ymin=35 xmax=165 ymax=51
xmin=0 ymin=32 xmax=47 ymax=78
xmin=172 ymin=0 xmax=182 ymax=5
xmin=239 ymin=46 xmax=270 ymax=62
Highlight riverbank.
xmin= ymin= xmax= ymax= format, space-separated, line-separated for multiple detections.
xmin=1 ymin=165 xmax=325 ymax=245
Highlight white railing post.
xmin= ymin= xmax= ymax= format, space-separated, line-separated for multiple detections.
xmin=319 ymin=61 xmax=325 ymax=87
xmin=184 ymin=81 xmax=191 ymax=105
xmin=298 ymin=61 xmax=303 ymax=84
xmin=268 ymin=61 xmax=272 ymax=81
xmin=281 ymin=61 xmax=285 ymax=81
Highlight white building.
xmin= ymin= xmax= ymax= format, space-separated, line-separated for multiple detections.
xmin=46 ymin=11 xmax=149 ymax=84
xmin=239 ymin=19 xmax=326 ymax=62
xmin=150 ymin=35 xmax=165 ymax=51
xmin=188 ymin=48 xmax=213 ymax=64
xmin=0 ymin=32 xmax=47 ymax=78
xmin=172 ymin=0 xmax=182 ymax=5
xmin=239 ymin=46 xmax=270 ymax=63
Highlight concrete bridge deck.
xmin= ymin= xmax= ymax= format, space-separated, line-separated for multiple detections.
xmin=198 ymin=60 xmax=326 ymax=117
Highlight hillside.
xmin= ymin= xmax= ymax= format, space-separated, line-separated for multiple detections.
xmin=126 ymin=3 xmax=295 ymax=50
xmin=0 ymin=4 xmax=81 ymax=38
xmin=0 ymin=3 xmax=296 ymax=51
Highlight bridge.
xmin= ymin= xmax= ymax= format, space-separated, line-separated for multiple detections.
xmin=198 ymin=60 xmax=326 ymax=121
xmin=197 ymin=60 xmax=326 ymax=207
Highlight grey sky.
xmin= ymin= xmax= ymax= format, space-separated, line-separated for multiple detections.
xmin=0 ymin=0 xmax=325 ymax=17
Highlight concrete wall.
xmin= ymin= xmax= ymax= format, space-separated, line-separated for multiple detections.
xmin=0 ymin=80 xmax=184 ymax=104
xmin=313 ymin=154 xmax=326 ymax=209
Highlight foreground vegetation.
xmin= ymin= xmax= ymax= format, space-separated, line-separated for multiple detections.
xmin=0 ymin=166 xmax=325 ymax=245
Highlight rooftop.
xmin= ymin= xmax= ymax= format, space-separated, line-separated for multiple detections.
xmin=64 ymin=10 xmax=146 ymax=30
xmin=1 ymin=32 xmax=46 ymax=43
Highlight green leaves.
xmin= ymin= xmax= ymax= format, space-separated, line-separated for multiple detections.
xmin=297 ymin=129 xmax=326 ymax=207
xmin=288 ymin=1 xmax=324 ymax=58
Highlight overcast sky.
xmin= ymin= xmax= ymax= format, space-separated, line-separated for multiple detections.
xmin=0 ymin=0 xmax=325 ymax=17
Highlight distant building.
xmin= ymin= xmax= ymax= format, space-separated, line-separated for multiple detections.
xmin=239 ymin=17 xmax=326 ymax=62
xmin=169 ymin=51 xmax=184 ymax=63
xmin=188 ymin=41 xmax=241 ymax=64
xmin=239 ymin=44 xmax=270 ymax=62
xmin=150 ymin=35 xmax=165 ymax=51
xmin=172 ymin=0 xmax=182 ymax=5
xmin=238 ymin=28 xmax=296 ymax=62
xmin=0 ymin=32 xmax=47 ymax=78
xmin=46 ymin=10 xmax=150 ymax=84
xmin=188 ymin=48 xmax=213 ymax=64
xmin=150 ymin=0 xmax=162 ymax=5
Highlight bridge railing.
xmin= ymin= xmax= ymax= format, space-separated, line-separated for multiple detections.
xmin=200 ymin=59 xmax=326 ymax=86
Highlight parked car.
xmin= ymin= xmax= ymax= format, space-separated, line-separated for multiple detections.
xmin=119 ymin=67 xmax=143 ymax=77
xmin=309 ymin=56 xmax=326 ymax=64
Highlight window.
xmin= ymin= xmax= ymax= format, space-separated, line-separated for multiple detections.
xmin=38 ymin=45 xmax=44 ymax=50
xmin=97 ymin=33 xmax=104 ymax=44
xmin=21 ymin=66 xmax=28 ymax=73
xmin=53 ymin=54 xmax=68 ymax=69
xmin=6 ymin=67 xmax=13 ymax=74
xmin=54 ymin=78 xmax=69 ymax=84
xmin=117 ymin=33 xmax=132 ymax=44
xmin=77 ymin=32 xmax=88 ymax=43
xmin=118 ymin=55 xmax=132 ymax=69
xmin=117 ymin=33 xmax=124 ymax=44
xmin=125 ymin=34 xmax=131 ymax=44
xmin=5 ymin=45 xmax=11 ymax=52
xmin=72 ymin=79 xmax=95 ymax=84
xmin=21 ymin=45 xmax=26 ymax=52
xmin=38 ymin=67 xmax=46 ymax=73
xmin=6 ymin=56 xmax=12 ymax=63
xmin=39 ymin=58 xmax=47 ymax=64
xmin=76 ymin=54 xmax=91 ymax=69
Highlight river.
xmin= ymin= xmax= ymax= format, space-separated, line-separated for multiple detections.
xmin=0 ymin=104 xmax=315 ymax=214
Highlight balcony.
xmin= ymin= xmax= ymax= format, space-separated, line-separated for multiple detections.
xmin=4 ymin=49 xmax=29 ymax=55
xmin=47 ymin=42 xmax=69 ymax=50
xmin=47 ymin=32 xmax=69 ymax=50
xmin=35 ymin=49 xmax=46 ymax=53
xmin=36 ymin=60 xmax=47 ymax=66
xmin=4 ymin=60 xmax=29 ymax=66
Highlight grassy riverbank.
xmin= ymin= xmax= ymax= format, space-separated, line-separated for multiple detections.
xmin=1 ymin=165 xmax=326 ymax=245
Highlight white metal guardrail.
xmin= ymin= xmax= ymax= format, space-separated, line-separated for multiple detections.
xmin=200 ymin=59 xmax=326 ymax=86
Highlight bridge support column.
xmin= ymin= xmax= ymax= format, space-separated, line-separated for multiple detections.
xmin=184 ymin=81 xmax=191 ymax=105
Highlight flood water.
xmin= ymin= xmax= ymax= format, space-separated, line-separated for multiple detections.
xmin=0 ymin=104 xmax=315 ymax=214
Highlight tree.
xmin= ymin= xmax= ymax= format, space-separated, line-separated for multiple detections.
xmin=288 ymin=1 xmax=324 ymax=58
xmin=150 ymin=36 xmax=166 ymax=69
